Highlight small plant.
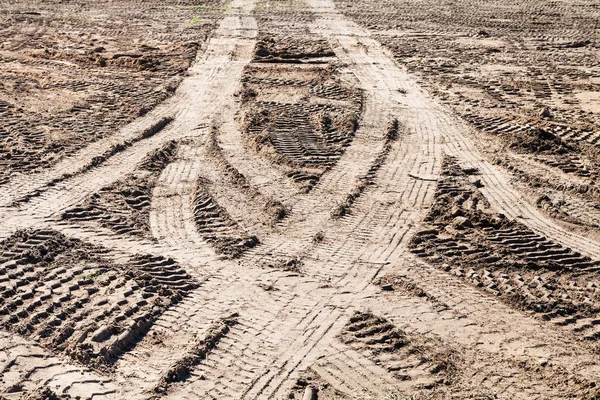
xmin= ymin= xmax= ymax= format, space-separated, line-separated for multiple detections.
xmin=82 ymin=268 xmax=107 ymax=281
xmin=188 ymin=16 xmax=200 ymax=25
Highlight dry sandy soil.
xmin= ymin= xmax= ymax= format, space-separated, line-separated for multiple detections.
xmin=1 ymin=0 xmax=600 ymax=398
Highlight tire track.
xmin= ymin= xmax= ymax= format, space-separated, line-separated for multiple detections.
xmin=0 ymin=0 xmax=256 ymax=243
xmin=240 ymin=32 xmax=409 ymax=268
xmin=0 ymin=323 xmax=118 ymax=399
xmin=149 ymin=1 xmax=266 ymax=259
xmin=239 ymin=0 xmax=600 ymax=397
xmin=150 ymin=136 xmax=218 ymax=253
xmin=321 ymin=0 xmax=600 ymax=262
xmin=365 ymin=262 xmax=600 ymax=397
xmin=161 ymin=3 xmax=445 ymax=394
xmin=2 ymin=0 xmax=600 ymax=398
xmin=438 ymin=116 xmax=600 ymax=259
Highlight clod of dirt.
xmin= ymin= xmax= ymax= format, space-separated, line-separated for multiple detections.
xmin=268 ymin=257 xmax=304 ymax=273
xmin=23 ymin=387 xmax=71 ymax=400
xmin=5 ymin=384 xmax=23 ymax=394
xmin=312 ymin=231 xmax=325 ymax=243
xmin=265 ymin=199 xmax=290 ymax=222
xmin=254 ymin=33 xmax=335 ymax=61
xmin=452 ymin=216 xmax=473 ymax=229
xmin=539 ymin=107 xmax=553 ymax=119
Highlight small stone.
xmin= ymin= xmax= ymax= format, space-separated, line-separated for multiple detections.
xmin=535 ymin=304 xmax=544 ymax=312
xmin=303 ymin=386 xmax=318 ymax=400
xmin=538 ymin=358 xmax=548 ymax=367
xmin=539 ymin=107 xmax=552 ymax=118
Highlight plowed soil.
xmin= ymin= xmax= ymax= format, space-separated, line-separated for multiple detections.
xmin=2 ymin=0 xmax=600 ymax=399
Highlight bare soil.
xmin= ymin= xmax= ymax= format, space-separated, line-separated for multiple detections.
xmin=2 ymin=0 xmax=600 ymax=399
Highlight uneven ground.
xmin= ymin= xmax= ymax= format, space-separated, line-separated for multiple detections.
xmin=1 ymin=0 xmax=600 ymax=398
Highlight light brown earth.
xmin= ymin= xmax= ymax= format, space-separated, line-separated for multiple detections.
xmin=1 ymin=0 xmax=600 ymax=398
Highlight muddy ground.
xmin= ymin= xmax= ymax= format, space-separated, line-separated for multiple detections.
xmin=1 ymin=0 xmax=600 ymax=398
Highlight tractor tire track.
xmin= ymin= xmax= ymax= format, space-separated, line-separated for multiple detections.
xmin=2 ymin=0 xmax=600 ymax=398
xmin=0 ymin=0 xmax=257 ymax=242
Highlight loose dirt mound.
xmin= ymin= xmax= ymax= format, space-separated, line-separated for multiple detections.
xmin=254 ymin=33 xmax=335 ymax=61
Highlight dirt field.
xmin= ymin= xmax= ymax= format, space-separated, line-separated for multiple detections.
xmin=1 ymin=0 xmax=600 ymax=398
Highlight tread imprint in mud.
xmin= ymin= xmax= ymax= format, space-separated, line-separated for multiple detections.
xmin=0 ymin=229 xmax=196 ymax=367
xmin=334 ymin=0 xmax=600 ymax=236
xmin=61 ymin=140 xmax=179 ymax=239
xmin=339 ymin=312 xmax=454 ymax=390
xmin=410 ymin=156 xmax=600 ymax=339
xmin=460 ymin=112 xmax=599 ymax=180
xmin=193 ymin=180 xmax=260 ymax=258
xmin=240 ymin=30 xmax=363 ymax=189
xmin=153 ymin=313 xmax=238 ymax=394
xmin=2 ymin=0 xmax=600 ymax=397
xmin=0 ymin=0 xmax=224 ymax=183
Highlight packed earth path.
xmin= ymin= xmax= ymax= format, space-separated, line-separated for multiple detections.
xmin=2 ymin=0 xmax=600 ymax=399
